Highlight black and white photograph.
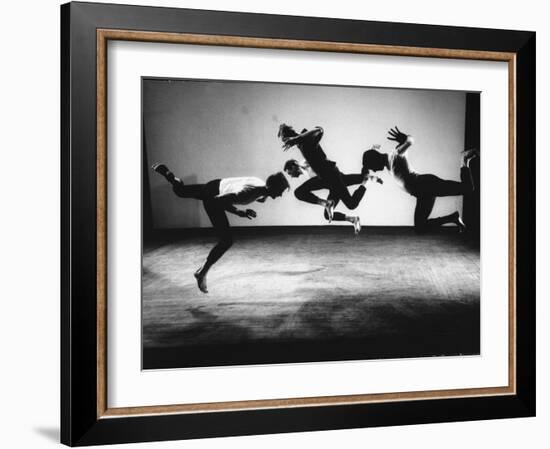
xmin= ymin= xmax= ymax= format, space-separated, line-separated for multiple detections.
xmin=141 ymin=78 xmax=481 ymax=369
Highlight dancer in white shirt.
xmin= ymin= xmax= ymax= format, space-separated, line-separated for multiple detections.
xmin=152 ymin=163 xmax=289 ymax=293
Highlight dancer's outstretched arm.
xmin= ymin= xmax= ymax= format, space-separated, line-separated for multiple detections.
xmin=220 ymin=201 xmax=257 ymax=220
xmin=216 ymin=193 xmax=258 ymax=219
xmin=387 ymin=126 xmax=414 ymax=155
xmin=282 ymin=126 xmax=324 ymax=151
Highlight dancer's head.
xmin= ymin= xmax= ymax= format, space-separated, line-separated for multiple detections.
xmin=277 ymin=123 xmax=298 ymax=143
xmin=362 ymin=146 xmax=387 ymax=175
xmin=266 ymin=172 xmax=290 ymax=198
xmin=283 ymin=159 xmax=303 ymax=178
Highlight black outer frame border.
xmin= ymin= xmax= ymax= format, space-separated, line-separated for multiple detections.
xmin=60 ymin=2 xmax=536 ymax=446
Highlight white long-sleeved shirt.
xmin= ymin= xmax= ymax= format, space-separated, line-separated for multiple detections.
xmin=216 ymin=177 xmax=266 ymax=205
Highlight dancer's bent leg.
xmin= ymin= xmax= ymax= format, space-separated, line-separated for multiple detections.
xmin=318 ymin=165 xmax=366 ymax=211
xmin=294 ymin=176 xmax=337 ymax=221
xmin=294 ymin=177 xmax=329 ymax=205
xmin=152 ymin=163 xmax=208 ymax=200
xmin=194 ymin=198 xmax=232 ymax=293
xmin=411 ymin=168 xmax=473 ymax=233
xmin=427 ymin=167 xmax=474 ymax=198
xmin=414 ymin=194 xmax=464 ymax=233
xmin=323 ymin=179 xmax=363 ymax=234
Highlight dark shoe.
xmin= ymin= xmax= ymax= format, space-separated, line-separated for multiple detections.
xmin=152 ymin=162 xmax=169 ymax=176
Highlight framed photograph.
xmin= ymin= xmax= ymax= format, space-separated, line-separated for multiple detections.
xmin=61 ymin=2 xmax=535 ymax=446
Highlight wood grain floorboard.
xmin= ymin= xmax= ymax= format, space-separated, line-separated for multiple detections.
xmin=142 ymin=228 xmax=480 ymax=368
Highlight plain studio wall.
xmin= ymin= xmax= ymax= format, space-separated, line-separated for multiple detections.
xmin=144 ymin=79 xmax=467 ymax=228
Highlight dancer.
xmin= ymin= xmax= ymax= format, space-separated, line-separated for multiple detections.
xmin=361 ymin=126 xmax=477 ymax=233
xmin=151 ymin=163 xmax=289 ymax=293
xmin=278 ymin=124 xmax=371 ymax=222
xmin=284 ymin=159 xmax=382 ymax=234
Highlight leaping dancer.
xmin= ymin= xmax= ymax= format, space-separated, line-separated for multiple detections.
xmin=151 ymin=163 xmax=289 ymax=293
xmin=361 ymin=126 xmax=478 ymax=233
xmin=284 ymin=159 xmax=382 ymax=234
xmin=278 ymin=124 xmax=377 ymax=227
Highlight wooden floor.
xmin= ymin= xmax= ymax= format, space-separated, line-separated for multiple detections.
xmin=142 ymin=227 xmax=480 ymax=369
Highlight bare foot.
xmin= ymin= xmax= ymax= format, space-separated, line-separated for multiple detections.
xmin=194 ymin=270 xmax=208 ymax=294
xmin=461 ymin=148 xmax=479 ymax=166
xmin=351 ymin=216 xmax=361 ymax=235
xmin=453 ymin=212 xmax=467 ymax=233
xmin=324 ymin=199 xmax=335 ymax=223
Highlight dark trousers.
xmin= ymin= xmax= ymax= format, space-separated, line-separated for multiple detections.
xmin=294 ymin=173 xmax=364 ymax=221
xmin=172 ymin=179 xmax=233 ymax=265
xmin=411 ymin=166 xmax=474 ymax=232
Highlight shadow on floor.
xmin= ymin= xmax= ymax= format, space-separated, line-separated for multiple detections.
xmin=144 ymin=293 xmax=480 ymax=369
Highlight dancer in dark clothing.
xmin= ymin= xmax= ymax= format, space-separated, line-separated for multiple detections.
xmin=361 ymin=127 xmax=477 ymax=233
xmin=278 ymin=124 xmax=371 ymax=221
xmin=151 ymin=163 xmax=289 ymax=293
xmin=284 ymin=159 xmax=382 ymax=234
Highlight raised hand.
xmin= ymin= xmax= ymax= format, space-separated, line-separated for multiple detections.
xmin=387 ymin=126 xmax=408 ymax=146
xmin=282 ymin=136 xmax=298 ymax=151
xmin=368 ymin=175 xmax=384 ymax=185
xmin=364 ymin=174 xmax=384 ymax=185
